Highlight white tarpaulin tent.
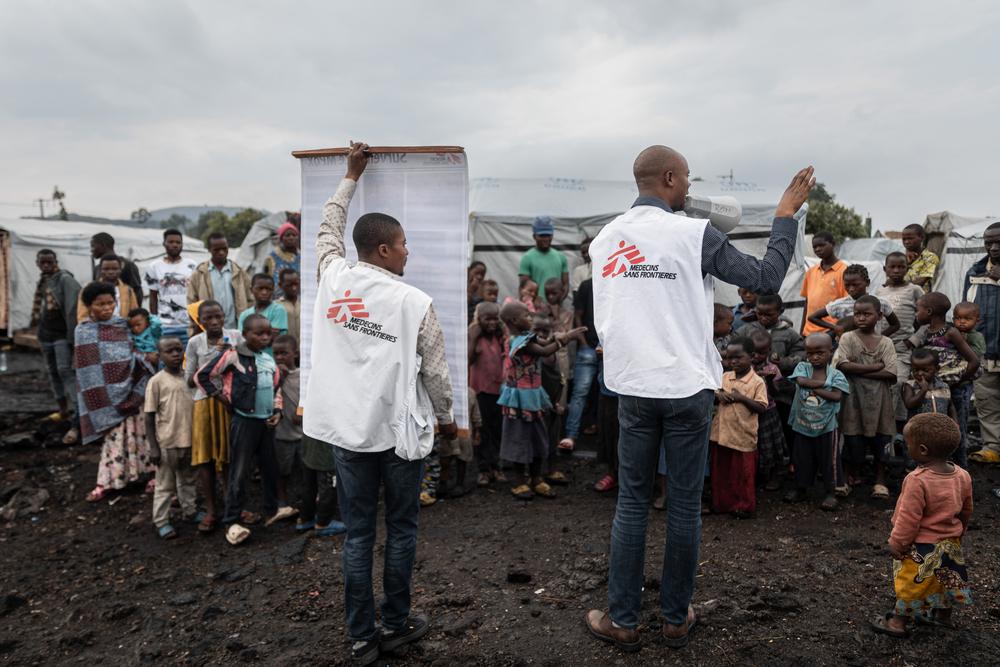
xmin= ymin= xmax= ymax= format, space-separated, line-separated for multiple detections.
xmin=234 ymin=211 xmax=288 ymax=276
xmin=925 ymin=212 xmax=1000 ymax=307
xmin=0 ymin=218 xmax=208 ymax=332
xmin=838 ymin=237 xmax=905 ymax=263
xmin=470 ymin=177 xmax=812 ymax=327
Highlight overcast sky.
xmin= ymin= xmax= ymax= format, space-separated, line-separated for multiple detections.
xmin=1 ymin=0 xmax=997 ymax=229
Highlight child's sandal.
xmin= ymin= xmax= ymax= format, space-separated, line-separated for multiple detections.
xmin=533 ymin=481 xmax=556 ymax=499
xmin=510 ymin=484 xmax=534 ymax=500
xmin=197 ymin=514 xmax=217 ymax=533
xmin=85 ymin=486 xmax=106 ymax=503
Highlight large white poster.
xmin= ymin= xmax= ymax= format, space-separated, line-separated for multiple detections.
xmin=297 ymin=148 xmax=469 ymax=430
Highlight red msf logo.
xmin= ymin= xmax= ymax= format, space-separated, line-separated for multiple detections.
xmin=602 ymin=241 xmax=646 ymax=278
xmin=327 ymin=290 xmax=369 ymax=323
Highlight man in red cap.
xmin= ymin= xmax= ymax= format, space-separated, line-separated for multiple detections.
xmin=266 ymin=217 xmax=301 ymax=298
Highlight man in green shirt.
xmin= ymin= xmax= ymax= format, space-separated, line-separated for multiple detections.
xmin=519 ymin=216 xmax=569 ymax=300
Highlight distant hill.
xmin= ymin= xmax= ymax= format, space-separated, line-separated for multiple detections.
xmin=149 ymin=205 xmax=268 ymax=224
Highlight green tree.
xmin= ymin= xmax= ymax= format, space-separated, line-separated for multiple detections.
xmin=197 ymin=208 xmax=264 ymax=246
xmin=194 ymin=210 xmax=229 ymax=242
xmin=130 ymin=207 xmax=152 ymax=224
xmin=805 ymin=182 xmax=867 ymax=241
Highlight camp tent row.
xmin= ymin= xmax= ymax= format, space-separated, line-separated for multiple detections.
xmin=0 ymin=218 xmax=208 ymax=333
xmin=927 ymin=211 xmax=999 ymax=308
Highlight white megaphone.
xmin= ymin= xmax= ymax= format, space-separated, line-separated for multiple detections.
xmin=683 ymin=194 xmax=742 ymax=233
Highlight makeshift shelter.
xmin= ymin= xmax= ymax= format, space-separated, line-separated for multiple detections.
xmin=925 ymin=212 xmax=1000 ymax=307
xmin=234 ymin=211 xmax=289 ymax=276
xmin=0 ymin=218 xmax=208 ymax=333
xmin=469 ymin=177 xmax=812 ymax=327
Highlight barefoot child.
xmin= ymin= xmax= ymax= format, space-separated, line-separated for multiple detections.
xmin=144 ymin=337 xmax=197 ymax=539
xmin=469 ymin=302 xmax=507 ymax=487
xmin=834 ymin=295 xmax=897 ymax=499
xmin=784 ymin=333 xmax=850 ymax=510
xmin=185 ymin=300 xmax=240 ymax=533
xmin=497 ymin=302 xmax=584 ymax=499
xmin=710 ymin=337 xmax=768 ymax=517
xmin=270 ymin=334 xmax=302 ymax=525
xmin=870 ymin=413 xmax=972 ymax=638
xmin=908 ymin=292 xmax=980 ymax=467
xmin=196 ymin=314 xmax=283 ymax=545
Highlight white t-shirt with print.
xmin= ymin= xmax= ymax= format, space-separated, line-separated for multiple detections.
xmin=145 ymin=257 xmax=197 ymax=327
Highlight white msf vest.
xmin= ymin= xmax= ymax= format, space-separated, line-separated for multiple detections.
xmin=591 ymin=205 xmax=722 ymax=399
xmin=304 ymin=257 xmax=435 ymax=458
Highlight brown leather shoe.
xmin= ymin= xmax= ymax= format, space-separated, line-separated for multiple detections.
xmin=584 ymin=610 xmax=641 ymax=653
xmin=662 ymin=604 xmax=698 ymax=648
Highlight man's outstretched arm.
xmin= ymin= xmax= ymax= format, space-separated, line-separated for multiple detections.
xmin=317 ymin=141 xmax=370 ymax=275
xmin=702 ymin=166 xmax=815 ymax=294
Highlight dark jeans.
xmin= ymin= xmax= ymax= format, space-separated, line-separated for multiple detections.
xmin=40 ymin=338 xmax=77 ymax=423
xmin=301 ymin=466 xmax=338 ymax=526
xmin=476 ymin=392 xmax=502 ymax=472
xmin=951 ymin=383 xmax=972 ymax=468
xmin=222 ymin=415 xmax=279 ymax=524
xmin=608 ymin=390 xmax=714 ymax=628
xmin=332 ymin=446 xmax=424 ymax=642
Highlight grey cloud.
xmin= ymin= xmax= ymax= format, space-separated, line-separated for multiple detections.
xmin=0 ymin=0 xmax=997 ymax=224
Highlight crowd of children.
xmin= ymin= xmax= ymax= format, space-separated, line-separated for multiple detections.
xmin=30 ymin=220 xmax=985 ymax=636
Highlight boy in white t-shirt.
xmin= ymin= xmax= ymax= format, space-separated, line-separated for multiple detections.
xmin=145 ymin=228 xmax=197 ymax=346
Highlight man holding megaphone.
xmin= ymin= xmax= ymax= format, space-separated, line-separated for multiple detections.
xmin=585 ymin=145 xmax=814 ymax=653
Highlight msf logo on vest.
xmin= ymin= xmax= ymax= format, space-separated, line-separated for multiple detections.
xmin=602 ymin=241 xmax=677 ymax=280
xmin=326 ymin=290 xmax=399 ymax=343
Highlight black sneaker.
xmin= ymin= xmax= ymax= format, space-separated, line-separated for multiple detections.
xmin=351 ymin=634 xmax=380 ymax=666
xmin=380 ymin=614 xmax=429 ymax=652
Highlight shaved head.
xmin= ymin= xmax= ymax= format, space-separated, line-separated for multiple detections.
xmin=632 ymin=145 xmax=690 ymax=209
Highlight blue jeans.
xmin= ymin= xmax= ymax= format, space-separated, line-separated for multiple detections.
xmin=332 ymin=446 xmax=424 ymax=642
xmin=607 ymin=390 xmax=714 ymax=628
xmin=565 ymin=345 xmax=599 ymax=439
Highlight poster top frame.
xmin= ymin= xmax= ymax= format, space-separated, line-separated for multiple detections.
xmin=292 ymin=146 xmax=465 ymax=158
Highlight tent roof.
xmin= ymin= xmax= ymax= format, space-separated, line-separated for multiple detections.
xmin=0 ymin=217 xmax=204 ymax=261
xmin=469 ymin=177 xmax=787 ymax=219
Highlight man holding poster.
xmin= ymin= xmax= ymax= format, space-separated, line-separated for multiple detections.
xmin=304 ymin=142 xmax=457 ymax=665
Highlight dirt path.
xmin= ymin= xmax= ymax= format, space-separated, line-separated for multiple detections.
xmin=2 ymin=351 xmax=1000 ymax=665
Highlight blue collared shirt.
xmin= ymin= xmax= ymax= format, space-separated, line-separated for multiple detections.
xmin=631 ymin=195 xmax=798 ymax=295
xmin=209 ymin=261 xmax=236 ymax=329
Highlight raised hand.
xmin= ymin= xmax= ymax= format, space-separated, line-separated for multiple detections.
xmin=775 ymin=166 xmax=816 ymax=218
xmin=346 ymin=140 xmax=370 ymax=181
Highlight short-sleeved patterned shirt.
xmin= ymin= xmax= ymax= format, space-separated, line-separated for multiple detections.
xmin=905 ymin=249 xmax=940 ymax=292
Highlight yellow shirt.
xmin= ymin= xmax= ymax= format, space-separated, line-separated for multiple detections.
xmin=801 ymin=260 xmax=848 ymax=335
xmin=710 ymin=370 xmax=768 ymax=452
xmin=905 ymin=248 xmax=940 ymax=292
